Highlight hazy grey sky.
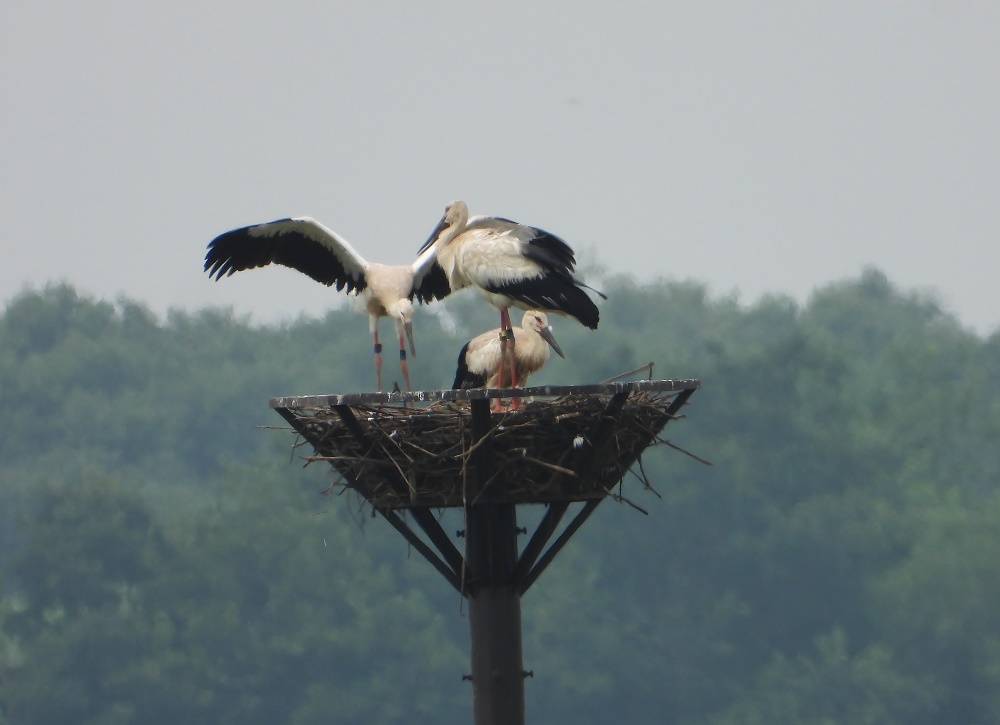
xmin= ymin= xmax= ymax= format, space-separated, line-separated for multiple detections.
xmin=3 ymin=1 xmax=998 ymax=333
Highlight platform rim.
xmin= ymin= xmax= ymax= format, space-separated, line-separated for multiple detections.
xmin=269 ymin=378 xmax=700 ymax=409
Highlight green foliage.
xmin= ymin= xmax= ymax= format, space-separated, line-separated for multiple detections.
xmin=0 ymin=273 xmax=998 ymax=723
xmin=0 ymin=468 xmax=466 ymax=724
xmin=707 ymin=629 xmax=941 ymax=725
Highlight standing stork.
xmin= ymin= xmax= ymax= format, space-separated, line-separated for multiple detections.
xmin=453 ymin=310 xmax=565 ymax=406
xmin=204 ymin=215 xmax=451 ymax=391
xmin=421 ymin=200 xmax=603 ymax=397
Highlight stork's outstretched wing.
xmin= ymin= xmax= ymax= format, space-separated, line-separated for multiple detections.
xmin=205 ymin=217 xmax=370 ymax=294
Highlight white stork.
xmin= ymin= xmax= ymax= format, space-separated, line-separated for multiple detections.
xmin=421 ymin=200 xmax=603 ymax=392
xmin=453 ymin=310 xmax=564 ymax=408
xmin=204 ymin=215 xmax=450 ymax=391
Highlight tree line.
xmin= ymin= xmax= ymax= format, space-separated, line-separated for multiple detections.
xmin=0 ymin=272 xmax=998 ymax=723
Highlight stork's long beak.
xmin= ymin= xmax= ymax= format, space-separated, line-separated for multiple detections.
xmin=416 ymin=213 xmax=451 ymax=255
xmin=404 ymin=320 xmax=416 ymax=357
xmin=539 ymin=325 xmax=565 ymax=358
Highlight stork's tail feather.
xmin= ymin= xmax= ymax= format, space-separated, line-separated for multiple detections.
xmin=487 ymin=277 xmax=601 ymax=330
xmin=452 ymin=341 xmax=488 ymax=389
xmin=576 ymin=278 xmax=608 ymax=301
xmin=560 ymin=286 xmax=601 ymax=329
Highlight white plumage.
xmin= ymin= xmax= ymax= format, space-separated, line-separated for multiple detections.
xmin=204 ymin=215 xmax=450 ymax=391
xmin=453 ymin=310 xmax=565 ymax=393
xmin=420 ymin=200 xmax=603 ymax=393
xmin=422 ymin=201 xmax=602 ymax=328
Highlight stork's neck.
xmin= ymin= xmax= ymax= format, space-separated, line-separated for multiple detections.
xmin=437 ymin=201 xmax=469 ymax=248
xmin=423 ymin=201 xmax=469 ymax=284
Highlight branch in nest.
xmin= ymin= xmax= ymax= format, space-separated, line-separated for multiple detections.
xmin=654 ymin=437 xmax=713 ymax=466
xmin=631 ymin=455 xmax=662 ymax=498
xmin=515 ymin=451 xmax=577 ymax=477
xmin=603 ymin=487 xmax=649 ymax=515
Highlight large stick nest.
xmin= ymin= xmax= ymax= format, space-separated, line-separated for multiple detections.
xmin=287 ymin=391 xmax=685 ymax=509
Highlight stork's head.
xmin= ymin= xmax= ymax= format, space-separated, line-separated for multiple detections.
xmin=523 ymin=310 xmax=565 ymax=359
xmin=390 ymin=298 xmax=416 ymax=357
xmin=442 ymin=200 xmax=469 ymax=229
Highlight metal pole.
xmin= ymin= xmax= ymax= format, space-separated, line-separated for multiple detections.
xmin=466 ymin=400 xmax=525 ymax=724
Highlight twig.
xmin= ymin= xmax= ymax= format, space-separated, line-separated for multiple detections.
xmin=600 ymin=361 xmax=655 ymax=384
xmin=635 ymin=455 xmax=661 ymax=498
xmin=603 ymin=487 xmax=649 ymax=515
xmin=654 ymin=437 xmax=713 ymax=466
xmin=518 ymin=454 xmax=577 ymax=477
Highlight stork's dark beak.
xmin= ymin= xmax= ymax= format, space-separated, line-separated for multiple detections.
xmin=404 ymin=320 xmax=416 ymax=357
xmin=539 ymin=325 xmax=565 ymax=358
xmin=417 ymin=213 xmax=451 ymax=255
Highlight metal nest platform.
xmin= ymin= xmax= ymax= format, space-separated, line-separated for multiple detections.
xmin=271 ymin=379 xmax=701 ymax=722
xmin=270 ymin=379 xmax=700 ymax=510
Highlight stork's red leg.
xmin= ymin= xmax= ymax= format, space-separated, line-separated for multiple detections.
xmin=493 ymin=328 xmax=507 ymax=412
xmin=507 ymin=332 xmax=518 ymax=387
xmin=498 ymin=307 xmax=519 ymax=403
xmin=398 ymin=333 xmax=411 ymax=392
xmin=507 ymin=329 xmax=521 ymax=409
xmin=499 ymin=307 xmax=512 ymax=332
xmin=493 ymin=308 xmax=518 ymax=412
xmin=373 ymin=329 xmax=383 ymax=391
xmin=492 ymin=308 xmax=513 ymax=410
xmin=496 ymin=332 xmax=507 ymax=389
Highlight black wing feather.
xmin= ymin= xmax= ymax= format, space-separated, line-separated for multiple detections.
xmin=411 ymin=263 xmax=452 ymax=304
xmin=204 ymin=220 xmax=368 ymax=295
xmin=484 ymin=276 xmax=600 ymax=329
xmin=517 ymin=227 xmax=578 ymax=275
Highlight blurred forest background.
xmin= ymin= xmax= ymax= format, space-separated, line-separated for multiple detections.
xmin=1 ymin=270 xmax=998 ymax=724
